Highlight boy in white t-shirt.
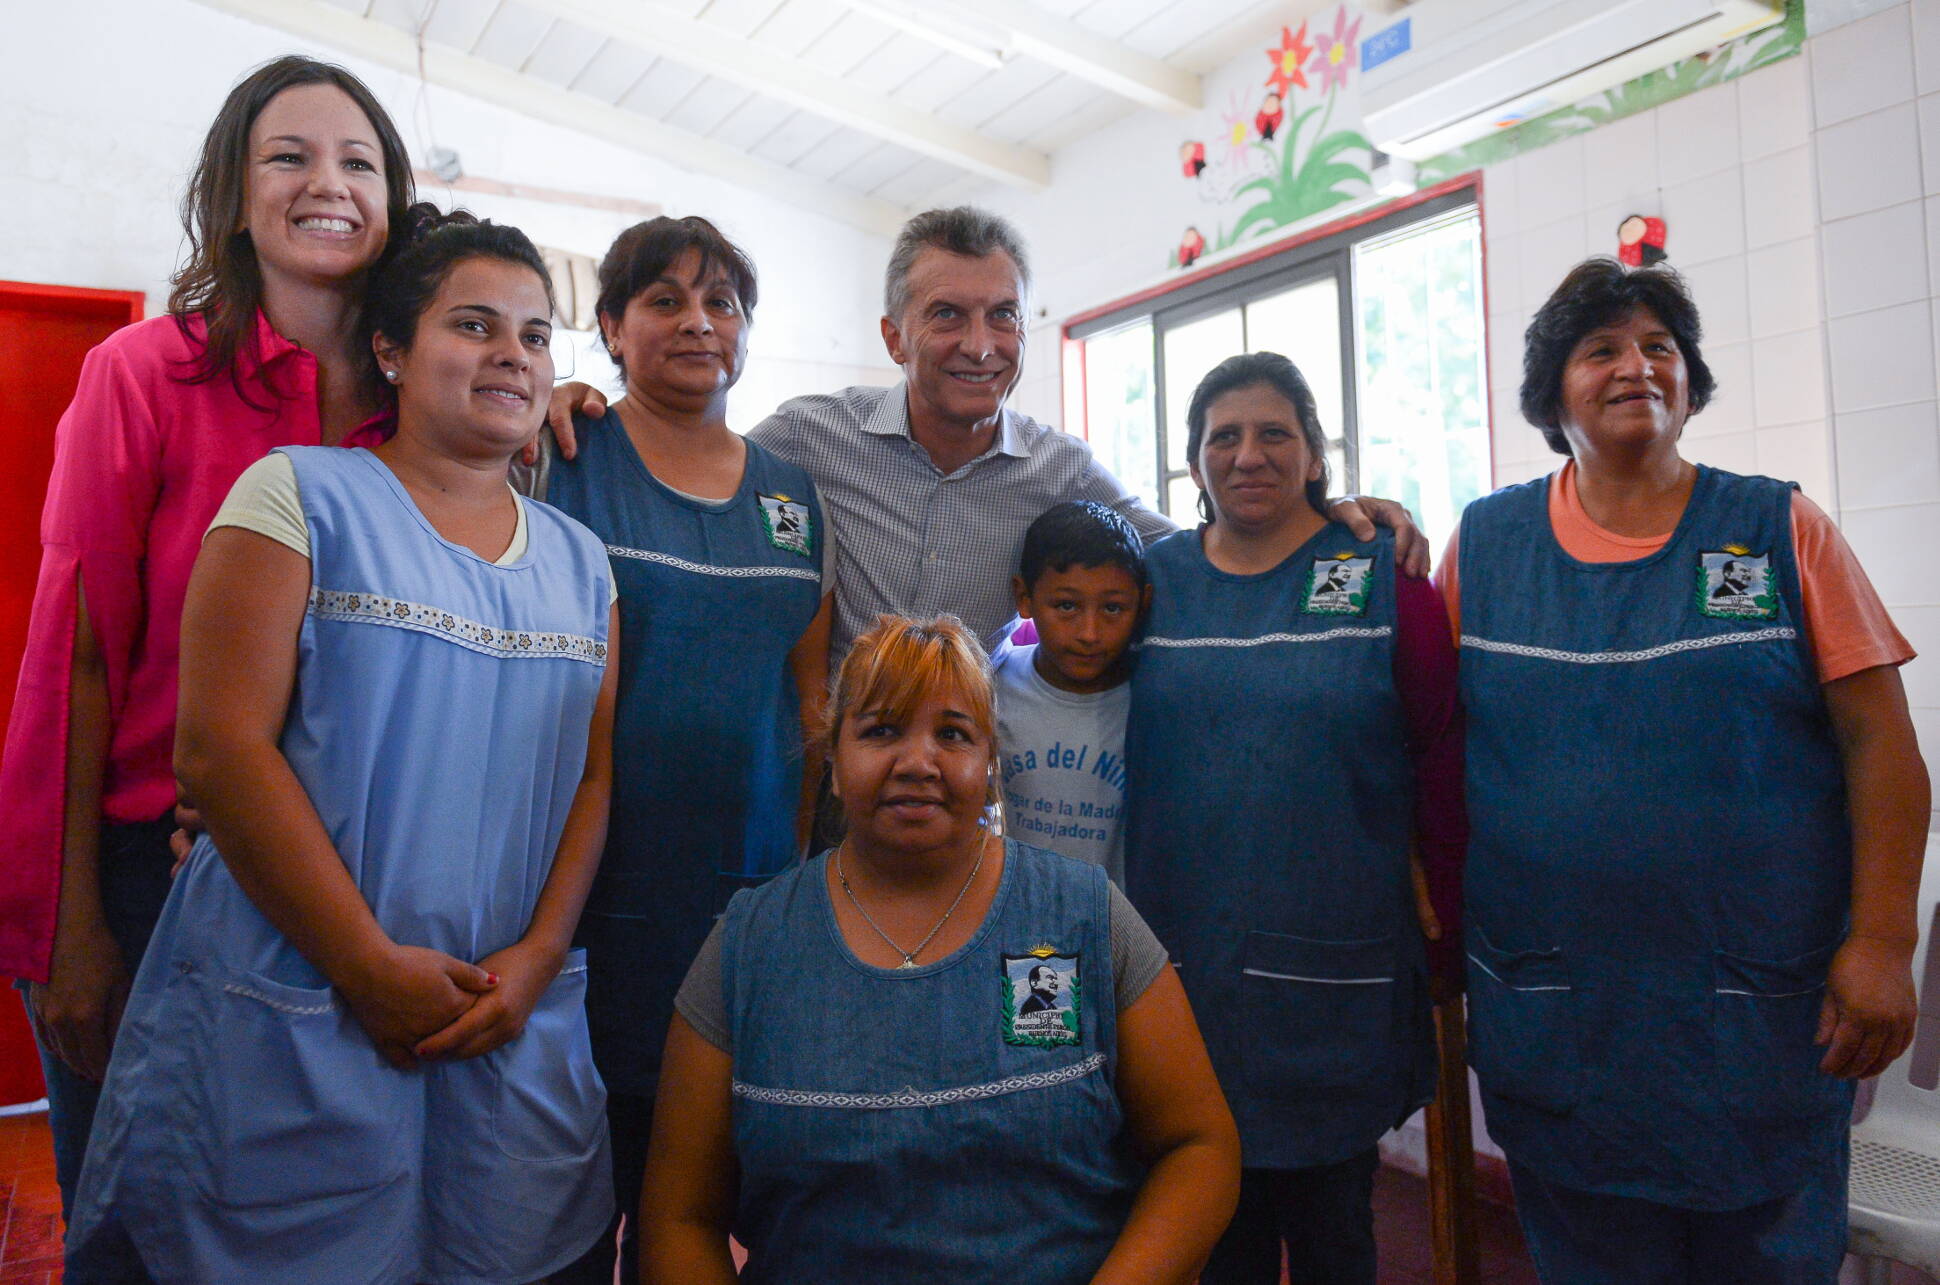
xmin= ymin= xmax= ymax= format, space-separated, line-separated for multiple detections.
xmin=992 ymin=501 xmax=1150 ymax=883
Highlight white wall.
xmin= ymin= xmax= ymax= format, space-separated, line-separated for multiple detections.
xmin=1 ymin=0 xmax=900 ymax=428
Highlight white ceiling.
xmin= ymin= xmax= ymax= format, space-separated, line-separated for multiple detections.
xmin=198 ymin=0 xmax=1322 ymax=232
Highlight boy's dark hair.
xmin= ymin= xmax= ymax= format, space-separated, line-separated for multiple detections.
xmin=1018 ymin=501 xmax=1147 ymax=591
xmin=1521 ymin=257 xmax=1715 ymax=455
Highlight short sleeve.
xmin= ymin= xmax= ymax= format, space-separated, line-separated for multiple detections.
xmin=1109 ymin=882 xmax=1171 ymax=1010
xmin=208 ymin=453 xmax=309 ymax=557
xmin=1791 ymin=492 xmax=1915 ymax=682
xmin=673 ymin=919 xmax=732 ymax=1053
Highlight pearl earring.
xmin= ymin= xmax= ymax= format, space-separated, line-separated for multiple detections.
xmin=384 ymin=370 xmax=398 ymax=383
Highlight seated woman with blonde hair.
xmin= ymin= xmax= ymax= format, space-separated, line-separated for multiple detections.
xmin=641 ymin=614 xmax=1240 ymax=1284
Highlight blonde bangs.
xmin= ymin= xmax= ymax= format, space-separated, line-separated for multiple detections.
xmin=826 ymin=615 xmax=993 ymax=748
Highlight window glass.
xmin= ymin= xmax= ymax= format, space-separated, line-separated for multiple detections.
xmin=1081 ymin=320 xmax=1159 ymax=508
xmin=1161 ymin=308 xmax=1243 ymax=474
xmin=1353 ymin=210 xmax=1490 ymax=548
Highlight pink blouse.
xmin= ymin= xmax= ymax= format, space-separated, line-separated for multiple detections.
xmin=0 ymin=312 xmax=390 ymax=981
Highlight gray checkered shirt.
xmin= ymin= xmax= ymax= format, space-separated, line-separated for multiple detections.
xmin=749 ymin=384 xmax=1175 ymax=661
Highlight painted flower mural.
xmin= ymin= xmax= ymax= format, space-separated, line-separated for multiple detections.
xmin=1264 ymin=22 xmax=1313 ymax=97
xmin=1166 ymin=4 xmax=1376 ymax=269
xmin=1308 ymin=7 xmax=1363 ymax=93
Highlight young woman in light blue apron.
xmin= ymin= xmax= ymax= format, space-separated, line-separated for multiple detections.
xmin=1122 ymin=351 xmax=1465 ymax=1285
xmin=516 ymin=216 xmax=832 ymax=1285
xmin=639 ymin=615 xmax=1240 ymax=1284
xmin=1445 ymin=258 xmax=1928 ymax=1283
xmin=66 ymin=210 xmax=620 ymax=1284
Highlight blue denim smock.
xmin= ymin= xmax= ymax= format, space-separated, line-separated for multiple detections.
xmin=545 ymin=412 xmax=825 ymax=1095
xmin=67 ymin=447 xmax=615 ymax=1282
xmin=722 ymin=840 xmax=1139 ymax=1282
xmin=1458 ymin=466 xmax=1852 ymax=1211
xmin=1123 ymin=524 xmax=1433 ymax=1170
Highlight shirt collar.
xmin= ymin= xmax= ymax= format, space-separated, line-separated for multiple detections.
xmin=230 ymin=309 xmax=305 ymax=381
xmin=866 ymin=381 xmax=1031 ymax=461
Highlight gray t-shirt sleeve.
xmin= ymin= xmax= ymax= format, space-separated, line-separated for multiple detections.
xmin=1110 ymin=881 xmax=1171 ymax=1009
xmin=670 ymin=875 xmax=1173 ymax=1056
xmin=673 ymin=919 xmax=732 ymax=1053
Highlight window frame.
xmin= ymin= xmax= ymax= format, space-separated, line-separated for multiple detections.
xmin=1060 ymin=177 xmax=1489 ymax=517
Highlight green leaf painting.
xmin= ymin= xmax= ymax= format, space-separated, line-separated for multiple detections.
xmin=1166 ymin=0 xmax=1802 ymax=268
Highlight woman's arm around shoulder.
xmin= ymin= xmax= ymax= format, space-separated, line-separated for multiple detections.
xmin=1093 ymin=965 xmax=1241 ymax=1285
xmin=640 ymin=1014 xmax=741 ymax=1285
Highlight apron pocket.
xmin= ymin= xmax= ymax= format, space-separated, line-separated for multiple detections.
xmin=1240 ymin=930 xmax=1397 ymax=1097
xmin=197 ymin=967 xmax=408 ymax=1208
xmin=1466 ymin=924 xmax=1579 ymax=1114
xmin=491 ymin=949 xmax=608 ymax=1162
xmin=1713 ymin=940 xmax=1848 ymax=1121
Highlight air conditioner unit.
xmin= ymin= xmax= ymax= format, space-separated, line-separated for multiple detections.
xmin=1360 ymin=0 xmax=1784 ymax=161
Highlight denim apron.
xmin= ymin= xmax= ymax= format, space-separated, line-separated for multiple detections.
xmin=722 ymin=841 xmax=1138 ymax=1283
xmin=546 ymin=412 xmax=825 ymax=1095
xmin=1123 ymin=525 xmax=1431 ymax=1170
xmin=1459 ymin=466 xmax=1852 ymax=1211
xmin=67 ymin=447 xmax=614 ymax=1283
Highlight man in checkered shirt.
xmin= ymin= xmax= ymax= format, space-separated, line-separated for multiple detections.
xmin=747 ymin=206 xmax=1425 ymax=661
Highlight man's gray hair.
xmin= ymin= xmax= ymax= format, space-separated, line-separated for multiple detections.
xmin=883 ymin=206 xmax=1033 ymax=321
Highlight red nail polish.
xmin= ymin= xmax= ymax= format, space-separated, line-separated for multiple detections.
xmin=486 ymin=973 xmax=499 ymax=985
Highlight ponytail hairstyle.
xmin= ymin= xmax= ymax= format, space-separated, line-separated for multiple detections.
xmin=169 ymin=55 xmax=413 ymax=396
xmin=365 ymin=204 xmax=555 ymax=358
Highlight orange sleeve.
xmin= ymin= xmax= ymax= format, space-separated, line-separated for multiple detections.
xmin=1791 ymin=491 xmax=1915 ymax=683
xmin=1432 ymin=524 xmax=1462 ymax=645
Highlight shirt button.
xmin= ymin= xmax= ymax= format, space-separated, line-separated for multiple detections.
xmin=926 ymin=552 xmax=938 ymax=563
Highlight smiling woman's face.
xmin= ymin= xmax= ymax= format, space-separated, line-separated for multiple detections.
xmin=1557 ymin=304 xmax=1690 ymax=458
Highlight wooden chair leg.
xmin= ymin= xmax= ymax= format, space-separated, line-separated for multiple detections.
xmin=1426 ymin=994 xmax=1482 ymax=1285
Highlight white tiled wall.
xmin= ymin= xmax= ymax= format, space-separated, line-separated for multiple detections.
xmin=1481 ymin=15 xmax=1940 ymax=823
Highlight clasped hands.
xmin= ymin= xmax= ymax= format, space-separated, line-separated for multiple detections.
xmin=336 ymin=937 xmax=561 ymax=1071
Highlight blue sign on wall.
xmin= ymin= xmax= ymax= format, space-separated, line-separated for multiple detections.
xmin=1362 ymin=18 xmax=1412 ymax=73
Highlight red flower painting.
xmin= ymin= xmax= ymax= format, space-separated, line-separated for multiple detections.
xmin=1308 ymin=7 xmax=1362 ymax=93
xmin=1264 ymin=23 xmax=1313 ymax=97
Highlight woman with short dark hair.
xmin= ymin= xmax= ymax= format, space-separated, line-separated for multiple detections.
xmin=523 ymin=215 xmax=834 ymax=1285
xmin=1440 ymin=257 xmax=1928 ymax=1282
xmin=1122 ymin=350 xmax=1466 ymax=1285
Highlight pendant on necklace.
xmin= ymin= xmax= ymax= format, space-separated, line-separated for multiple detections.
xmin=898 ymin=957 xmax=919 ymax=970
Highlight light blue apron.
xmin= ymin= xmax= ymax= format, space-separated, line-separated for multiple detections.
xmin=1458 ymin=466 xmax=1852 ymax=1211
xmin=1124 ymin=524 xmax=1433 ymax=1170
xmin=722 ymin=841 xmax=1139 ymax=1283
xmin=67 ymin=447 xmax=615 ymax=1283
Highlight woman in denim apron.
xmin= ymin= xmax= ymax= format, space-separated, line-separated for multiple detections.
xmin=1445 ymin=258 xmax=1928 ymax=1283
xmin=518 ymin=216 xmax=833 ymax=1285
xmin=1122 ymin=351 xmax=1465 ymax=1285
xmin=640 ymin=615 xmax=1240 ymax=1283
xmin=67 ymin=212 xmax=618 ymax=1283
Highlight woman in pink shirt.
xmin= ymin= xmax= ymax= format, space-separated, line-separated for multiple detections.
xmin=0 ymin=57 xmax=417 ymax=1248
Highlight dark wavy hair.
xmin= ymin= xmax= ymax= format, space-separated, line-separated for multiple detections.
xmin=366 ymin=205 xmax=555 ymax=356
xmin=594 ymin=215 xmax=758 ymax=382
xmin=1184 ymin=351 xmax=1331 ymax=524
xmin=1520 ymin=257 xmax=1716 ymax=455
xmin=169 ymin=56 xmax=414 ymax=396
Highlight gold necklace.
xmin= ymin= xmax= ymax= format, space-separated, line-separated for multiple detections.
xmin=834 ymin=840 xmax=986 ymax=969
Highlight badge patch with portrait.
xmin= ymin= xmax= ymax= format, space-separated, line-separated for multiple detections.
xmin=757 ymin=493 xmax=813 ymax=558
xmin=1001 ymin=949 xmax=1081 ymax=1048
xmin=1697 ymin=547 xmax=1778 ymax=620
xmin=1302 ymin=553 xmax=1373 ymax=616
